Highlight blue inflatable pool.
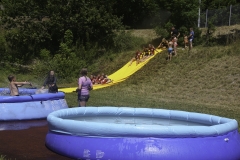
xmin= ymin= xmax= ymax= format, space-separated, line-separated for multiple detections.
xmin=45 ymin=107 xmax=240 ymax=160
xmin=0 ymin=88 xmax=68 ymax=121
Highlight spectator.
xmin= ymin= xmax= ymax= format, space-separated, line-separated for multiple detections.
xmin=183 ymin=33 xmax=189 ymax=49
xmin=188 ymin=28 xmax=194 ymax=52
xmin=8 ymin=75 xmax=32 ymax=96
xmin=77 ymin=68 xmax=93 ymax=107
xmin=171 ymin=26 xmax=180 ymax=38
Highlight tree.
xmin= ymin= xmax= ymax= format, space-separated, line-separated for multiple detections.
xmin=1 ymin=0 xmax=123 ymax=63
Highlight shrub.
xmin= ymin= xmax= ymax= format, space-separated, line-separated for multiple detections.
xmin=112 ymin=31 xmax=144 ymax=53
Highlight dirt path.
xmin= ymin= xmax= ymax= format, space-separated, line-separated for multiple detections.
xmin=0 ymin=120 xmax=72 ymax=160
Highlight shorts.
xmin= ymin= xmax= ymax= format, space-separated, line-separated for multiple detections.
xmin=189 ymin=39 xmax=193 ymax=42
xmin=78 ymin=94 xmax=90 ymax=102
xmin=168 ymin=48 xmax=173 ymax=54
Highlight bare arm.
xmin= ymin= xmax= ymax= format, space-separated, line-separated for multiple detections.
xmin=13 ymin=81 xmax=31 ymax=87
xmin=177 ymin=32 xmax=180 ymax=38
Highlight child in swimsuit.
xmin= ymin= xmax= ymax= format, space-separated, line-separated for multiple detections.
xmin=8 ymin=75 xmax=32 ymax=96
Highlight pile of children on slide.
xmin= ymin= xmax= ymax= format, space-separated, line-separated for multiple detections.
xmin=90 ymin=73 xmax=112 ymax=85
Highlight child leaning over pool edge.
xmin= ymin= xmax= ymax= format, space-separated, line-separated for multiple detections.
xmin=8 ymin=75 xmax=32 ymax=96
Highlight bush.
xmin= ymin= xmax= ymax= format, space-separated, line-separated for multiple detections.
xmin=154 ymin=27 xmax=169 ymax=39
xmin=112 ymin=31 xmax=144 ymax=53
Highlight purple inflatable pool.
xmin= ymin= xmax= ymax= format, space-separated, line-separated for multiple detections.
xmin=45 ymin=107 xmax=240 ymax=160
xmin=0 ymin=88 xmax=68 ymax=121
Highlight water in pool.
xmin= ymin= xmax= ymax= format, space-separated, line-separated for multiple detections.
xmin=67 ymin=116 xmax=210 ymax=126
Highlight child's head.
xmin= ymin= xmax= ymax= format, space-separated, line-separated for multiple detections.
xmin=80 ymin=68 xmax=88 ymax=76
xmin=8 ymin=75 xmax=15 ymax=82
xmin=50 ymin=70 xmax=54 ymax=76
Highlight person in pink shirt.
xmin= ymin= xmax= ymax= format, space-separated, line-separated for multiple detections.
xmin=77 ymin=68 xmax=93 ymax=107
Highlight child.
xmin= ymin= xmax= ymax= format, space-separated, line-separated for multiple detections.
xmin=141 ymin=46 xmax=150 ymax=61
xmin=8 ymin=75 xmax=32 ymax=96
xmin=157 ymin=38 xmax=168 ymax=49
xmin=183 ymin=33 xmax=189 ymax=49
xmin=129 ymin=50 xmax=142 ymax=66
xmin=148 ymin=44 xmax=155 ymax=56
xmin=172 ymin=35 xmax=178 ymax=56
xmin=188 ymin=28 xmax=194 ymax=51
xmin=167 ymin=40 xmax=173 ymax=61
xmin=100 ymin=73 xmax=112 ymax=84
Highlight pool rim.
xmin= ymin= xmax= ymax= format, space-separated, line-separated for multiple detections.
xmin=47 ymin=106 xmax=239 ymax=138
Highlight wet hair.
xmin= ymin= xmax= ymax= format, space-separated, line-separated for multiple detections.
xmin=8 ymin=75 xmax=15 ymax=82
xmin=81 ymin=68 xmax=88 ymax=76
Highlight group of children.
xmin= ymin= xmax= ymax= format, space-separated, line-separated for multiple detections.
xmin=90 ymin=73 xmax=112 ymax=85
xmin=158 ymin=27 xmax=195 ymax=61
xmin=129 ymin=44 xmax=156 ymax=66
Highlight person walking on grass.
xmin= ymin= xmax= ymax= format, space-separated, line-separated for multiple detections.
xmin=77 ymin=68 xmax=93 ymax=107
xmin=8 ymin=75 xmax=32 ymax=96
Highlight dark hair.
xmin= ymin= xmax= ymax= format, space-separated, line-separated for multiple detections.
xmin=8 ymin=75 xmax=14 ymax=82
xmin=46 ymin=70 xmax=56 ymax=84
xmin=81 ymin=68 xmax=88 ymax=76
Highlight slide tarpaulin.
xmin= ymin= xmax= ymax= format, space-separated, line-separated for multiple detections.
xmin=59 ymin=49 xmax=163 ymax=93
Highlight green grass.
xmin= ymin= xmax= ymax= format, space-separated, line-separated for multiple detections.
xmin=63 ymin=41 xmax=240 ymax=131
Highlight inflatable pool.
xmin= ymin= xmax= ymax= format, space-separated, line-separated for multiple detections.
xmin=0 ymin=88 xmax=68 ymax=121
xmin=45 ymin=107 xmax=240 ymax=160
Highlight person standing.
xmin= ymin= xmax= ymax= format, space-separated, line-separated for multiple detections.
xmin=167 ymin=39 xmax=174 ymax=61
xmin=77 ymin=68 xmax=93 ymax=107
xmin=183 ymin=33 xmax=189 ymax=49
xmin=171 ymin=26 xmax=180 ymax=38
xmin=41 ymin=70 xmax=58 ymax=93
xmin=188 ymin=28 xmax=194 ymax=52
xmin=172 ymin=35 xmax=178 ymax=56
xmin=8 ymin=75 xmax=32 ymax=96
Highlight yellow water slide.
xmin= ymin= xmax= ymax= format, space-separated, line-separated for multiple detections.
xmin=59 ymin=49 xmax=163 ymax=93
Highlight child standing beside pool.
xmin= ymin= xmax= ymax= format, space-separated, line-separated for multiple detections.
xmin=8 ymin=75 xmax=32 ymax=96
xmin=77 ymin=68 xmax=93 ymax=107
